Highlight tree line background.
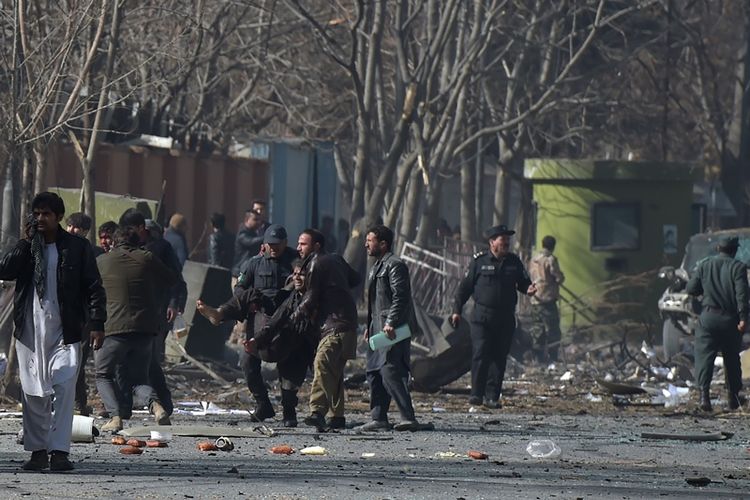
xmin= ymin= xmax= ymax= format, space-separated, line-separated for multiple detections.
xmin=0 ymin=0 xmax=748 ymax=271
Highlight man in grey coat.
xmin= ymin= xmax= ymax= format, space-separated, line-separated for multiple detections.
xmin=356 ymin=225 xmax=421 ymax=432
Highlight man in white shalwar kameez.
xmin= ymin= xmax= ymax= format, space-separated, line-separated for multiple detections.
xmin=0 ymin=192 xmax=106 ymax=472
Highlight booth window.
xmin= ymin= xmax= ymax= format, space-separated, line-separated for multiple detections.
xmin=591 ymin=202 xmax=640 ymax=250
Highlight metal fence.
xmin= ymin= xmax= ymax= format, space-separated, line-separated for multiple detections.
xmin=400 ymin=238 xmax=483 ymax=316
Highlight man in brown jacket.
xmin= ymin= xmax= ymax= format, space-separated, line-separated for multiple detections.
xmin=528 ymin=235 xmax=565 ymax=362
xmin=95 ymin=225 xmax=178 ymax=432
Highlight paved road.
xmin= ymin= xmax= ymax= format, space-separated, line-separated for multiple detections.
xmin=0 ymin=409 xmax=747 ymax=499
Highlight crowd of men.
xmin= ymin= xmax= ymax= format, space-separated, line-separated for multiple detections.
xmin=4 ymin=190 xmax=745 ymax=473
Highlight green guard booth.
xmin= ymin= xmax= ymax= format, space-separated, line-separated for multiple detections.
xmin=524 ymin=159 xmax=701 ymax=334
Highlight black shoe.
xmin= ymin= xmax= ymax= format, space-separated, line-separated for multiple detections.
xmin=468 ymin=396 xmax=482 ymax=405
xmin=21 ymin=450 xmax=48 ymax=471
xmin=327 ymin=416 xmax=346 ymax=429
xmin=49 ymin=451 xmax=74 ymax=472
xmin=699 ymin=389 xmax=712 ymax=412
xmin=282 ymin=406 xmax=297 ymax=428
xmin=303 ymin=412 xmax=326 ymax=430
xmin=249 ymin=401 xmax=276 ymax=422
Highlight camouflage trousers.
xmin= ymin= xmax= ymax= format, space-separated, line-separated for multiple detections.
xmin=529 ymin=301 xmax=561 ymax=362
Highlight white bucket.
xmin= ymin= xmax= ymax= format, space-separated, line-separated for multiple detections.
xmin=71 ymin=415 xmax=95 ymax=443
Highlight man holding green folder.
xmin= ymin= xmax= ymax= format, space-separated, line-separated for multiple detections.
xmin=357 ymin=225 xmax=421 ymax=432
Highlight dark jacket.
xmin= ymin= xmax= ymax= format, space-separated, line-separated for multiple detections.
xmin=235 ymin=246 xmax=298 ymax=314
xmin=453 ymin=251 xmax=532 ymax=323
xmin=687 ymin=253 xmax=749 ymax=322
xmin=296 ymin=252 xmax=360 ymax=338
xmin=145 ymin=236 xmax=188 ymax=313
xmin=366 ymin=252 xmax=415 ymax=370
xmin=232 ymin=226 xmax=263 ymax=277
xmin=367 ymin=252 xmax=413 ymax=333
xmin=97 ymin=243 xmax=178 ymax=336
xmin=164 ymin=227 xmax=188 ymax=269
xmin=209 ymin=229 xmax=235 ymax=269
xmin=0 ymin=229 xmax=106 ymax=344
xmin=255 ymin=289 xmax=317 ymax=363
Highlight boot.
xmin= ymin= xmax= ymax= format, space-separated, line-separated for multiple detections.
xmin=101 ymin=416 xmax=123 ymax=432
xmin=327 ymin=416 xmax=346 ymax=430
xmin=281 ymin=389 xmax=298 ymax=427
xmin=49 ymin=451 xmax=74 ymax=472
xmin=249 ymin=397 xmax=275 ymax=422
xmin=21 ymin=450 xmax=48 ymax=471
xmin=150 ymin=401 xmax=171 ymax=425
xmin=699 ymin=389 xmax=712 ymax=412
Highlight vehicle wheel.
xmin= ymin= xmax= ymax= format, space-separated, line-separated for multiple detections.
xmin=662 ymin=319 xmax=683 ymax=359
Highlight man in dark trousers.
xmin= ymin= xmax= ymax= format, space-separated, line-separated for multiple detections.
xmin=117 ymin=209 xmax=187 ymax=418
xmin=686 ymin=235 xmax=748 ymax=411
xmin=96 ymin=225 xmax=177 ymax=432
xmin=451 ymin=225 xmax=537 ymax=409
xmin=292 ymin=229 xmax=360 ymax=431
xmin=197 ymin=258 xmax=317 ymax=427
xmin=357 ymin=225 xmax=421 ymax=432
xmin=235 ymin=224 xmax=298 ymax=422
xmin=0 ymin=192 xmax=106 ymax=471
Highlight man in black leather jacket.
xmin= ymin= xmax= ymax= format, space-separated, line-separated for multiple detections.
xmin=357 ymin=225 xmax=421 ymax=432
xmin=0 ymin=192 xmax=106 ymax=471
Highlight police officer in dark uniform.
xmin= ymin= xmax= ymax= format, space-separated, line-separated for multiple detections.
xmin=451 ymin=225 xmax=537 ymax=408
xmin=686 ymin=235 xmax=748 ymax=412
xmin=235 ymin=224 xmax=299 ymax=422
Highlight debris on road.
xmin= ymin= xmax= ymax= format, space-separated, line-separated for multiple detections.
xmin=215 ymin=437 xmax=234 ymax=451
xmin=299 ymin=446 xmax=327 ymax=455
xmin=526 ymin=439 xmax=562 ymax=458
xmin=468 ymin=450 xmax=488 ymax=460
xmin=271 ymin=445 xmax=294 ymax=455
xmin=127 ymin=439 xmax=146 ymax=447
xmin=595 ymin=379 xmax=646 ymax=395
xmin=111 ymin=436 xmax=126 ymax=445
xmin=119 ymin=425 xmax=270 ymax=438
xmin=435 ymin=451 xmax=461 ymax=459
xmin=119 ymin=446 xmax=143 ymax=455
xmin=146 ymin=440 xmax=168 ymax=448
xmin=685 ymin=477 xmax=716 ymax=487
xmin=641 ymin=431 xmax=733 ymax=441
xmin=197 ymin=441 xmax=218 ymax=451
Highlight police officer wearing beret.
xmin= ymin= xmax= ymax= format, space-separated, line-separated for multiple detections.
xmin=686 ymin=235 xmax=748 ymax=412
xmin=235 ymin=224 xmax=299 ymax=423
xmin=451 ymin=225 xmax=537 ymax=408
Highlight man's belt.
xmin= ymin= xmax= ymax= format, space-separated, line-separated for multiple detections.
xmin=704 ymin=305 xmax=735 ymax=316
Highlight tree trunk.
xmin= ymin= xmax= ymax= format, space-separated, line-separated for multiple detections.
xmin=400 ymin=168 xmax=424 ymax=243
xmin=460 ymin=155 xmax=476 ymax=242
xmin=492 ymin=164 xmax=511 ymax=225
xmin=723 ymin=3 xmax=750 ymax=225
xmin=414 ymin=175 xmax=443 ymax=247
xmin=32 ymin=142 xmax=46 ymax=194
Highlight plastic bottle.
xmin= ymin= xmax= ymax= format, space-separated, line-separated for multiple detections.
xmin=368 ymin=324 xmax=411 ymax=350
xmin=526 ymin=439 xmax=562 ymax=458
